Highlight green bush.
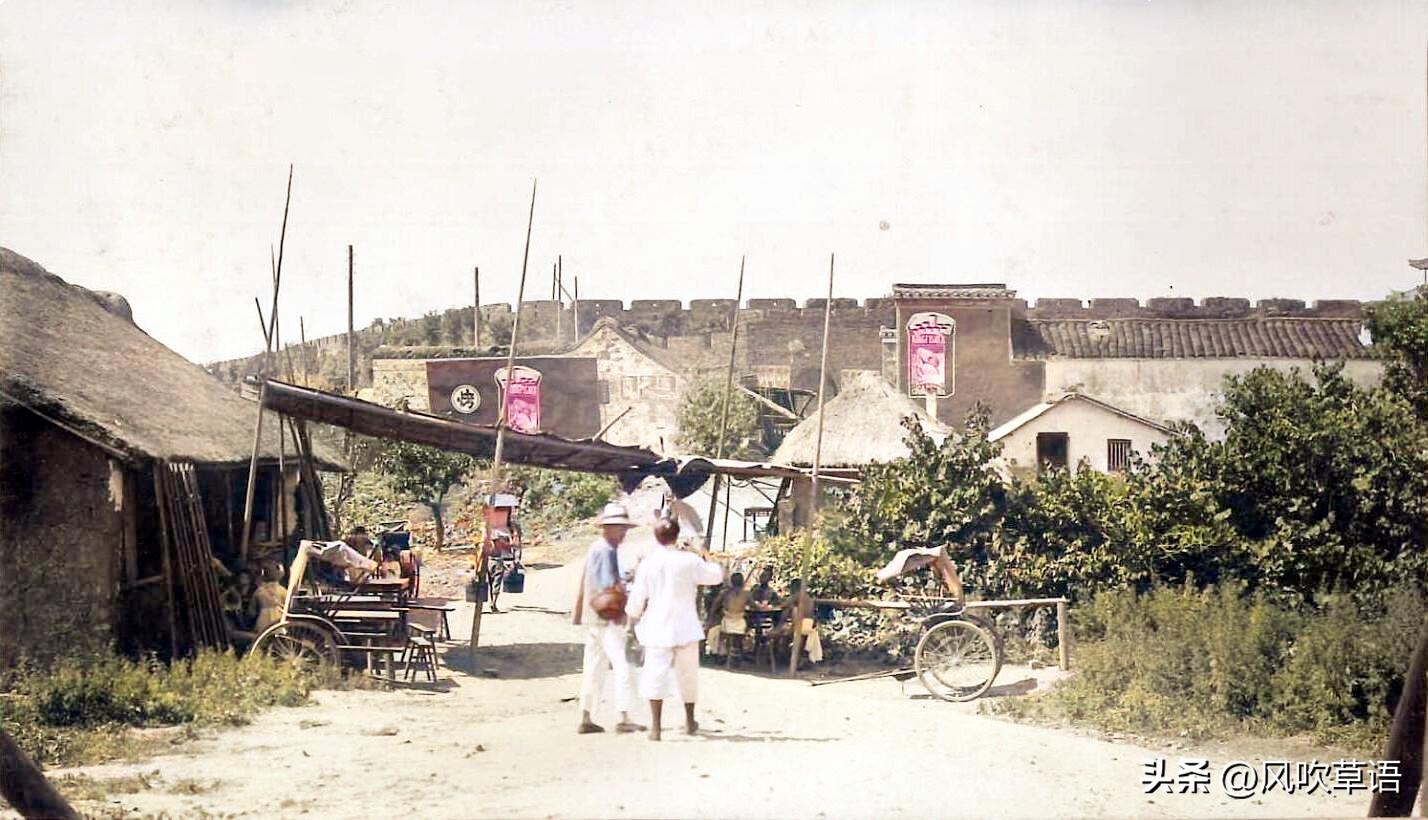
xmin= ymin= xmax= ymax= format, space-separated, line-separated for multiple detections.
xmin=1045 ymin=584 xmax=1425 ymax=751
xmin=753 ymin=531 xmax=874 ymax=600
xmin=509 ymin=467 xmax=617 ymax=529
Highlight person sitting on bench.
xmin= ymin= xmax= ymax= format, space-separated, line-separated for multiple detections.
xmin=704 ymin=572 xmax=749 ymax=657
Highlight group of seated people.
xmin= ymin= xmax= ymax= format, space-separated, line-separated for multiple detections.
xmin=703 ymin=565 xmax=823 ymax=664
xmin=220 ymin=561 xmax=289 ymax=645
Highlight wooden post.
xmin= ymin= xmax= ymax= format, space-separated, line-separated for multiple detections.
xmin=347 ymin=244 xmax=355 ymax=394
xmin=473 ymin=178 xmax=538 ymax=661
xmin=0 ymin=727 xmax=79 ymax=820
xmin=703 ymin=256 xmax=745 ymax=549
xmin=299 ymin=316 xmax=309 ymax=386
xmin=473 ymin=266 xmax=481 ymax=349
xmin=791 ymin=252 xmax=835 ymax=675
xmin=554 ymin=260 xmax=562 ymax=343
xmin=240 ymin=165 xmax=293 ymax=562
xmin=153 ymin=461 xmax=180 ymax=659
xmin=1057 ymin=599 xmax=1072 ymax=670
xmin=572 ymin=274 xmax=580 ymax=341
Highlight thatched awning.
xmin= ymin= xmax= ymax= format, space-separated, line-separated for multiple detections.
xmin=263 ymin=380 xmax=666 ymax=476
xmin=771 ymin=371 xmax=953 ymax=470
xmin=0 ymin=248 xmax=339 ymax=468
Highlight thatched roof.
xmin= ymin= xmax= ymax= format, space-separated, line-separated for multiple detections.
xmin=0 ymin=248 xmax=340 ymax=467
xmin=771 ymin=370 xmax=953 ymax=468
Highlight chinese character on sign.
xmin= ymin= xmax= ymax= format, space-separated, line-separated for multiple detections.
xmin=449 ymin=384 xmax=481 ymax=414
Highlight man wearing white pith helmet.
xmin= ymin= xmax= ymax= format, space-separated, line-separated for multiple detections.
xmin=572 ymin=502 xmax=644 ymax=734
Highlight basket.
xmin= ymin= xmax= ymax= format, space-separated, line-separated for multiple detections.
xmin=502 ymin=567 xmax=525 ymax=594
xmin=465 ymin=579 xmax=489 ymax=603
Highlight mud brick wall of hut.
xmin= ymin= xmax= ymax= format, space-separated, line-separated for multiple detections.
xmin=0 ymin=407 xmax=122 ymax=665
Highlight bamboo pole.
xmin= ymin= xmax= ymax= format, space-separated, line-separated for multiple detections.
xmin=299 ymin=316 xmax=309 ymax=386
xmin=555 ymin=258 xmax=562 ymax=343
xmin=473 ymin=178 xmax=538 ymax=660
xmin=473 ymin=266 xmax=481 ymax=349
xmin=703 ymin=256 xmax=746 ymax=550
xmin=153 ymin=461 xmax=180 ymax=659
xmin=347 ymin=245 xmax=355 ymax=393
xmin=791 ymin=253 xmax=835 ymax=675
xmin=240 ymin=165 xmax=294 ymax=564
xmin=573 ymin=274 xmax=580 ymax=342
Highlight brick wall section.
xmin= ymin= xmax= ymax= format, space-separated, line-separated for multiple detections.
xmin=209 ymin=294 xmax=1368 ymax=377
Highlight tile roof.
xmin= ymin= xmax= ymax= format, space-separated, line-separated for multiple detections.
xmin=892 ymin=283 xmax=1017 ymax=300
xmin=1014 ymin=317 xmax=1374 ymax=360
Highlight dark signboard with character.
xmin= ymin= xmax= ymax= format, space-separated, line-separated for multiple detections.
xmin=426 ymin=356 xmax=602 ymax=439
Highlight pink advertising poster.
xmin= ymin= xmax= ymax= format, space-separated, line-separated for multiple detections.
xmin=906 ymin=312 xmax=955 ymax=395
xmin=495 ymin=365 xmax=543 ymax=434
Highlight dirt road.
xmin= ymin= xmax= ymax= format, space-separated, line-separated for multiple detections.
xmin=58 ymin=556 xmax=1370 ymax=818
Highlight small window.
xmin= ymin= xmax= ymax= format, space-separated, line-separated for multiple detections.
xmin=1107 ymin=439 xmax=1132 ymax=473
xmin=1036 ymin=432 xmax=1069 ymax=474
xmin=597 ymin=380 xmax=610 ymax=404
xmin=621 ymin=376 xmax=638 ymax=397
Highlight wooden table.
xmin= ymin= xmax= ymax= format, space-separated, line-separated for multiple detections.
xmin=352 ymin=577 xmax=410 ymax=593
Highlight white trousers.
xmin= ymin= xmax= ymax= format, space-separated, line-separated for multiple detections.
xmin=579 ymin=622 xmax=634 ymax=715
xmin=640 ymin=642 xmax=700 ymax=703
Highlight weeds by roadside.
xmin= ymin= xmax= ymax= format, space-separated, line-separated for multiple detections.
xmin=0 ymin=650 xmax=363 ymax=768
xmin=989 ymin=583 xmax=1422 ymax=756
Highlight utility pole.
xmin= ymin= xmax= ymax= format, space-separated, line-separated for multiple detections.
xmin=473 ymin=266 xmax=481 ymax=349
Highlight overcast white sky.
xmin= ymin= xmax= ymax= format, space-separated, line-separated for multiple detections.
xmin=2 ymin=1 xmax=1426 ymax=362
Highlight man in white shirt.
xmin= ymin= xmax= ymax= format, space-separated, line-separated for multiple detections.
xmin=573 ymin=503 xmax=643 ymax=735
xmin=626 ymin=517 xmax=724 ymax=741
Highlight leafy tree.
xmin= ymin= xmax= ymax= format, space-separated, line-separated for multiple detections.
xmin=1364 ymin=284 xmax=1428 ymax=418
xmin=370 ymin=440 xmax=480 ymax=548
xmin=1208 ymin=362 xmax=1428 ymax=600
xmin=676 ymin=381 xmax=764 ymax=458
xmin=836 ymin=408 xmax=1004 ymax=572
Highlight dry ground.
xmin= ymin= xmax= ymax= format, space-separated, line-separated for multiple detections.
xmin=40 ymin=537 xmax=1375 ymax=819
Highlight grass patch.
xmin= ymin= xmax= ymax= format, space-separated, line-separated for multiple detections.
xmin=1 ymin=650 xmax=363 ymax=768
xmin=989 ymin=583 xmax=1422 ymax=756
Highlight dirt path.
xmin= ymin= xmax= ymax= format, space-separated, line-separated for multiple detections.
xmin=56 ymin=557 xmax=1370 ymax=819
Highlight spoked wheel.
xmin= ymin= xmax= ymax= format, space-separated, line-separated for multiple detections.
xmin=251 ymin=621 xmax=340 ymax=670
xmin=914 ymin=619 xmax=1002 ymax=702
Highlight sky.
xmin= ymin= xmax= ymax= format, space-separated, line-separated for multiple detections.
xmin=1 ymin=1 xmax=1426 ymax=363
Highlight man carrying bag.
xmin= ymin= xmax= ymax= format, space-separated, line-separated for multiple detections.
xmin=573 ymin=503 xmax=644 ymax=734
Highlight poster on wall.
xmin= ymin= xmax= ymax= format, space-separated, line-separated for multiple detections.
xmin=425 ymin=357 xmax=600 ymax=437
xmin=906 ymin=312 xmax=955 ymax=396
xmin=495 ymin=365 xmax=543 ymax=433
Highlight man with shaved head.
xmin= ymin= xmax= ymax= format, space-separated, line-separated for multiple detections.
xmin=626 ymin=517 xmax=723 ymax=740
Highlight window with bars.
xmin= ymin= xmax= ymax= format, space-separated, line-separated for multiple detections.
xmin=1107 ymin=439 xmax=1132 ymax=472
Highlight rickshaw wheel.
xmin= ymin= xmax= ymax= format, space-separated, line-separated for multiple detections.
xmin=251 ymin=621 xmax=340 ymax=669
xmin=914 ymin=619 xmax=1001 ymax=702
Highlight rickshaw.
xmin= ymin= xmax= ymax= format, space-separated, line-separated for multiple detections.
xmin=873 ymin=545 xmax=1004 ymax=702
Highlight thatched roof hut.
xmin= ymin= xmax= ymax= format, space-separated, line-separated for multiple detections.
xmin=0 ymin=247 xmax=333 ymax=466
xmin=771 ymin=370 xmax=954 ymax=469
xmin=0 ymin=248 xmax=337 ymax=664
